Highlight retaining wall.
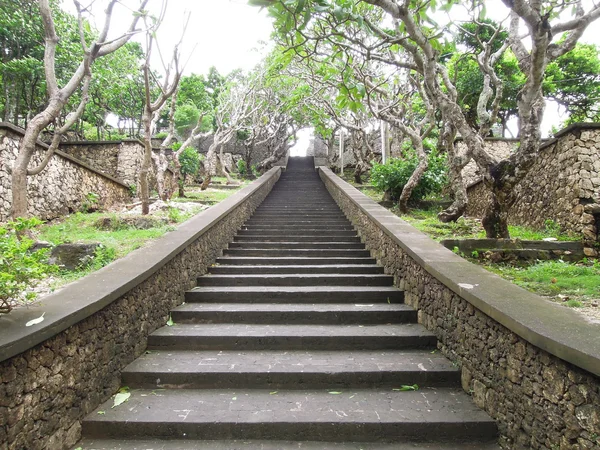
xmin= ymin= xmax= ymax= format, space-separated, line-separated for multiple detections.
xmin=319 ymin=166 xmax=600 ymax=450
xmin=0 ymin=167 xmax=281 ymax=449
xmin=0 ymin=123 xmax=131 ymax=222
xmin=465 ymin=124 xmax=600 ymax=249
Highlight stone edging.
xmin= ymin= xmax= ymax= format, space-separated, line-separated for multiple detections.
xmin=318 ymin=167 xmax=600 ymax=377
xmin=0 ymin=122 xmax=129 ymax=188
xmin=0 ymin=167 xmax=281 ymax=363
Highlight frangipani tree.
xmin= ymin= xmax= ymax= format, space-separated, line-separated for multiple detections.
xmin=10 ymin=0 xmax=150 ymax=219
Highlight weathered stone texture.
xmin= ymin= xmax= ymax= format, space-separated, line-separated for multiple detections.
xmin=197 ymin=135 xmax=288 ymax=168
xmin=466 ymin=125 xmax=600 ymax=246
xmin=322 ymin=173 xmax=600 ymax=450
xmin=458 ymin=139 xmax=518 ymax=187
xmin=0 ymin=126 xmax=131 ymax=222
xmin=0 ymin=170 xmax=279 ymax=450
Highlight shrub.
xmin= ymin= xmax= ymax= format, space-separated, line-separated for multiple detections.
xmin=237 ymin=160 xmax=247 ymax=176
xmin=0 ymin=218 xmax=56 ymax=314
xmin=370 ymin=149 xmax=448 ymax=202
xmin=179 ymin=147 xmax=201 ymax=178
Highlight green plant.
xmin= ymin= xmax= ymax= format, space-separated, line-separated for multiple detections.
xmin=0 ymin=218 xmax=56 ymax=314
xmin=544 ymin=219 xmax=561 ymax=235
xmin=471 ymin=250 xmax=480 ymax=259
xmin=237 ymin=159 xmax=247 ymax=176
xmin=129 ymin=184 xmax=137 ymax=197
xmin=251 ymin=164 xmax=260 ymax=178
xmin=565 ymin=299 xmax=583 ymax=308
xmin=81 ymin=192 xmax=100 ymax=213
xmin=167 ymin=206 xmax=182 ymax=223
xmin=370 ymin=149 xmax=447 ymax=203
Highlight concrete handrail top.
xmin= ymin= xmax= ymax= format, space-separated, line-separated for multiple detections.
xmin=319 ymin=166 xmax=600 ymax=377
xmin=0 ymin=167 xmax=281 ymax=363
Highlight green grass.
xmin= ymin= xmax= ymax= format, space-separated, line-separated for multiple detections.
xmin=179 ymin=189 xmax=237 ymax=203
xmin=397 ymin=207 xmax=576 ymax=242
xmin=39 ymin=212 xmax=180 ymax=258
xmin=486 ymin=260 xmax=600 ymax=307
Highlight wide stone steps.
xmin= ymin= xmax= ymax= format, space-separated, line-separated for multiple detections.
xmin=146 ymin=323 xmax=436 ymax=351
xmin=170 ymin=302 xmax=416 ymax=324
xmin=82 ymin=388 xmax=497 ymax=442
xmin=223 ymin=248 xmax=371 ymax=257
xmin=77 ymin=440 xmax=501 ymax=450
xmin=209 ymin=264 xmax=384 ymax=274
xmin=78 ymin=157 xmax=498 ymax=449
xmin=228 ymin=241 xmax=365 ymax=249
xmin=121 ymin=350 xmax=461 ymax=389
xmin=215 ymin=256 xmax=378 ymax=265
xmin=185 ymin=285 xmax=404 ymax=303
xmin=233 ymin=235 xmax=361 ymax=242
xmin=196 ymin=274 xmax=393 ymax=287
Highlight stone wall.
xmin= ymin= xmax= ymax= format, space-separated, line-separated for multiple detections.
xmin=0 ymin=168 xmax=281 ymax=450
xmin=0 ymin=124 xmax=131 ymax=222
xmin=458 ymin=139 xmax=518 ymax=186
xmin=60 ymin=139 xmax=176 ymax=195
xmin=466 ymin=124 xmax=600 ymax=247
xmin=197 ymin=135 xmax=288 ymax=168
xmin=320 ymin=167 xmax=600 ymax=450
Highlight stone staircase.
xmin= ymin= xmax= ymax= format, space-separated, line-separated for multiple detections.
xmin=78 ymin=157 xmax=499 ymax=449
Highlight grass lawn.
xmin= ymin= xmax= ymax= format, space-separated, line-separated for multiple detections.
xmin=339 ymin=169 xmax=598 ymax=313
xmin=25 ymin=182 xmax=247 ymax=299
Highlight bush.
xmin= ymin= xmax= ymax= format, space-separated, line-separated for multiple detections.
xmin=0 ymin=218 xmax=56 ymax=314
xmin=237 ymin=160 xmax=247 ymax=176
xmin=179 ymin=147 xmax=201 ymax=177
xmin=370 ymin=149 xmax=447 ymax=202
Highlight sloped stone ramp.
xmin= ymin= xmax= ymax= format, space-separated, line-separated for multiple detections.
xmin=77 ymin=157 xmax=499 ymax=449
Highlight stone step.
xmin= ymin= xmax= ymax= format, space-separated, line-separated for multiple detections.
xmin=245 ymin=219 xmax=351 ymax=225
xmin=196 ymin=274 xmax=393 ymax=287
xmin=237 ymin=230 xmax=357 ymax=237
xmin=223 ymin=249 xmax=371 ymax=257
xmin=252 ymin=212 xmax=346 ymax=217
xmin=76 ymin=439 xmax=501 ymax=450
xmin=170 ymin=302 xmax=416 ymax=324
xmin=121 ymin=349 xmax=461 ymax=389
xmin=82 ymin=388 xmax=497 ymax=442
xmin=146 ymin=323 xmax=433 ymax=350
xmin=233 ymin=235 xmax=361 ymax=242
xmin=209 ymin=264 xmax=383 ymax=274
xmin=228 ymin=242 xmax=365 ymax=249
xmin=240 ymin=225 xmax=356 ymax=232
xmin=185 ymin=286 xmax=404 ymax=303
xmin=215 ymin=256 xmax=377 ymax=265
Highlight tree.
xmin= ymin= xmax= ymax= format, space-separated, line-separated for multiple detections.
xmin=139 ymin=4 xmax=187 ymax=214
xmin=256 ymin=0 xmax=600 ymax=238
xmin=10 ymin=0 xmax=149 ymax=220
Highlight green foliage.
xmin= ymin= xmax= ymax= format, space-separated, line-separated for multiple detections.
xmin=81 ymin=192 xmax=100 ymax=213
xmin=490 ymin=260 xmax=600 ymax=305
xmin=237 ymin=160 xmax=248 ymax=176
xmin=167 ymin=207 xmax=182 ymax=223
xmin=174 ymin=103 xmax=201 ymax=136
xmin=0 ymin=217 xmax=55 ymax=314
xmin=179 ymin=147 xmax=201 ymax=177
xmin=544 ymin=43 xmax=600 ymax=124
xmin=370 ymin=150 xmax=447 ymax=203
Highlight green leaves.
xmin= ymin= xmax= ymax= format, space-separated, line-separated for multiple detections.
xmin=393 ymin=384 xmax=419 ymax=391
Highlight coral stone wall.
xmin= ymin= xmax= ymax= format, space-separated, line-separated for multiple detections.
xmin=465 ymin=125 xmax=600 ymax=248
xmin=59 ymin=142 xmax=121 ymax=179
xmin=197 ymin=135 xmax=289 ymax=168
xmin=0 ymin=124 xmax=131 ymax=222
xmin=0 ymin=168 xmax=280 ymax=450
xmin=458 ymin=139 xmax=518 ymax=186
xmin=320 ymin=168 xmax=600 ymax=450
